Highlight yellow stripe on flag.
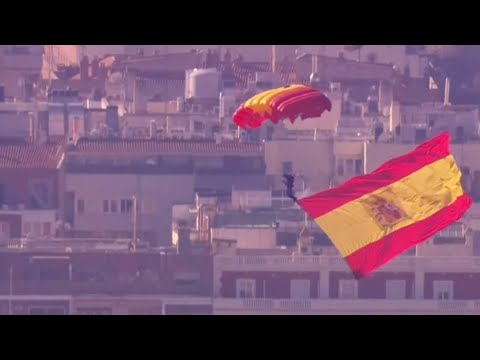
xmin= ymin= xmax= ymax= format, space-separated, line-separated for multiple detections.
xmin=316 ymin=155 xmax=464 ymax=257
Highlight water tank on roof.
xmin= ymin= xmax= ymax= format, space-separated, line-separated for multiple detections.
xmin=187 ymin=68 xmax=221 ymax=100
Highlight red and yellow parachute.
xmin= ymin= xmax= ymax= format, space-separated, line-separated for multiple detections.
xmin=233 ymin=84 xmax=332 ymax=129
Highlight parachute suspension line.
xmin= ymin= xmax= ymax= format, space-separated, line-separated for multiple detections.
xmin=282 ymin=174 xmax=298 ymax=203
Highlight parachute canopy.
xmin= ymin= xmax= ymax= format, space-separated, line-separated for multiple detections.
xmin=233 ymin=85 xmax=332 ymax=129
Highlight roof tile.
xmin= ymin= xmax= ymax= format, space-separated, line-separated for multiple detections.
xmin=221 ymin=61 xmax=297 ymax=88
xmin=0 ymin=140 xmax=64 ymax=169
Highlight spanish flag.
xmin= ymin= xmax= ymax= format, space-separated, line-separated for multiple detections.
xmin=298 ymin=133 xmax=472 ymax=278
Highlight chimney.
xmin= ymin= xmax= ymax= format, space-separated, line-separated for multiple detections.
xmin=80 ymin=56 xmax=89 ymax=81
xmin=0 ymin=85 xmax=4 ymax=102
xmin=444 ymin=77 xmax=451 ymax=106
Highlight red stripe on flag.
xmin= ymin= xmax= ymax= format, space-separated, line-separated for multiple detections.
xmin=298 ymin=132 xmax=452 ymax=219
xmin=345 ymin=194 xmax=473 ymax=278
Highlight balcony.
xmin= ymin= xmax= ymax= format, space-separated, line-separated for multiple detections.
xmin=213 ymin=298 xmax=480 ymax=314
xmin=0 ymin=279 xmax=212 ymax=297
xmin=0 ymin=101 xmax=48 ymax=113
xmin=215 ymin=255 xmax=480 ymax=272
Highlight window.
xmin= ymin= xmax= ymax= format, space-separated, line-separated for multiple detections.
xmin=0 ymin=222 xmax=8 ymax=235
xmin=355 ymin=159 xmax=363 ymax=175
xmin=46 ymin=308 xmax=66 ymax=315
xmin=0 ymin=184 xmax=5 ymax=205
xmin=42 ymin=222 xmax=51 ymax=236
xmin=143 ymin=200 xmax=155 ymax=214
xmin=39 ymin=267 xmax=61 ymax=280
xmin=120 ymin=199 xmax=133 ymax=213
xmin=386 ymin=280 xmax=406 ymax=299
xmin=110 ymin=200 xmax=118 ymax=213
xmin=76 ymin=308 xmax=112 ymax=315
xmin=29 ymin=308 xmax=46 ymax=315
xmin=252 ymin=158 xmax=262 ymax=169
xmin=345 ymin=159 xmax=354 ymax=176
xmin=32 ymin=183 xmax=49 ymax=207
xmin=162 ymin=156 xmax=191 ymax=168
xmin=194 ymin=157 xmax=223 ymax=170
xmin=461 ymin=167 xmax=471 ymax=192
xmin=23 ymin=222 xmax=31 ymax=234
xmin=290 ymin=279 xmax=311 ymax=299
xmin=193 ymin=121 xmax=205 ymax=131
xmin=102 ymin=200 xmax=110 ymax=213
xmin=433 ymin=280 xmax=453 ymax=300
xmin=266 ymin=126 xmax=274 ymax=141
xmin=336 ymin=161 xmax=344 ymax=176
xmin=76 ymin=199 xmax=85 ymax=213
xmin=339 ymin=279 xmax=358 ymax=299
xmin=471 ymin=171 xmax=480 ymax=202
xmin=33 ymin=223 xmax=41 ymax=236
xmin=29 ymin=307 xmax=65 ymax=315
xmin=282 ymin=161 xmax=293 ymax=175
xmin=174 ymin=272 xmax=200 ymax=287
xmin=455 ymin=126 xmax=465 ymax=143
xmin=436 ymin=223 xmax=464 ymax=239
xmin=236 ymin=279 xmax=256 ymax=298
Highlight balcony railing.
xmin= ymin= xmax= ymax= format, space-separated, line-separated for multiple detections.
xmin=213 ymin=298 xmax=480 ymax=314
xmin=0 ymin=280 xmax=212 ymax=297
xmin=0 ymin=101 xmax=48 ymax=112
xmin=215 ymin=255 xmax=480 ymax=272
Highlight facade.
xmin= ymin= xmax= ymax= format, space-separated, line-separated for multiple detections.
xmin=0 ymin=251 xmax=213 ymax=315
xmin=213 ymin=253 xmax=480 ymax=314
xmin=0 ymin=139 xmax=65 ymax=239
xmin=0 ymin=45 xmax=44 ymax=100
xmin=64 ymin=138 xmax=264 ymax=245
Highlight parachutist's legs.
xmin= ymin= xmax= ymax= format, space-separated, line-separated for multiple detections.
xmin=283 ymin=173 xmax=298 ymax=203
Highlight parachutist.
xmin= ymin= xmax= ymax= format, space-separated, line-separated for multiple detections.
xmin=283 ymin=174 xmax=297 ymax=202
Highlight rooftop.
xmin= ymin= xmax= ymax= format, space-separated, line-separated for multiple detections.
xmin=220 ymin=61 xmax=297 ymax=88
xmin=0 ymin=139 xmax=64 ymax=169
